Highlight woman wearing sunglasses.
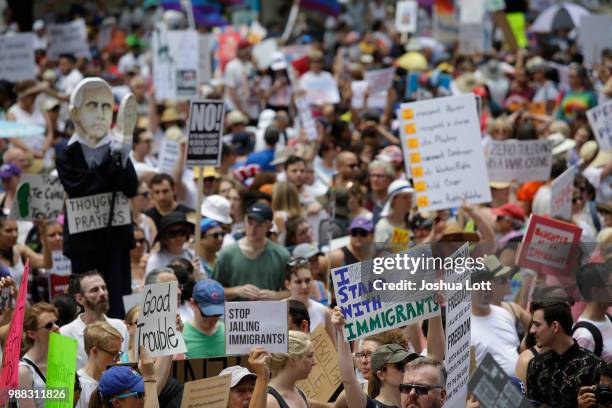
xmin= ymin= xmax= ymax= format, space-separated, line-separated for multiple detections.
xmin=89 ymin=347 xmax=158 ymax=408
xmin=145 ymin=212 xmax=195 ymax=275
xmin=18 ymin=302 xmax=60 ymax=408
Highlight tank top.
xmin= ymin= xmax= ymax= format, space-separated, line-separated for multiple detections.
xmin=19 ymin=356 xmax=46 ymax=408
xmin=1 ymin=247 xmax=25 ymax=288
xmin=267 ymin=386 xmax=309 ymax=408
xmin=340 ymin=246 xmax=359 ymax=266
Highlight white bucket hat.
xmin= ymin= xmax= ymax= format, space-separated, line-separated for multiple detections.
xmin=201 ymin=194 xmax=232 ymax=225
xmin=380 ymin=179 xmax=415 ymax=217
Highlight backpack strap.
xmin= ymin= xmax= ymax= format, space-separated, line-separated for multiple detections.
xmin=572 ymin=321 xmax=603 ymax=356
xmin=267 ymin=386 xmax=291 ymax=408
xmin=20 ymin=357 xmax=46 ymax=383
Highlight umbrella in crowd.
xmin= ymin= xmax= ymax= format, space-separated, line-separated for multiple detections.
xmin=531 ymin=2 xmax=591 ymax=32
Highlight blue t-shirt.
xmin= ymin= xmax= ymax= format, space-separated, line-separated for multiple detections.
xmin=246 ymin=149 xmax=275 ymax=172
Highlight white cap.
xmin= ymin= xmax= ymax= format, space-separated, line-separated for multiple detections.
xmin=219 ymin=366 xmax=256 ymax=388
xmin=271 ymin=52 xmax=287 ymax=71
xmin=33 ymin=20 xmax=44 ymax=31
xmin=201 ymin=194 xmax=232 ymax=225
xmin=381 ymin=179 xmax=415 ymax=217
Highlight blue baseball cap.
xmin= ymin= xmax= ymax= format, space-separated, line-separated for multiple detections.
xmin=200 ymin=218 xmax=220 ymax=234
xmin=193 ymin=279 xmax=225 ymax=316
xmin=0 ymin=163 xmax=21 ymax=179
xmin=98 ymin=366 xmax=144 ymax=398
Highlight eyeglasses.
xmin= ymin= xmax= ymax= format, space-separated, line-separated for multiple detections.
xmin=399 ymin=383 xmax=443 ymax=395
xmin=165 ymin=229 xmax=188 ymax=238
xmin=206 ymin=231 xmax=226 ymax=239
xmin=350 ymin=229 xmax=369 ymax=237
xmin=112 ymin=391 xmax=145 ymax=402
xmin=97 ymin=347 xmax=124 ymax=361
xmin=354 ymin=351 xmax=373 ymax=359
xmin=38 ymin=320 xmax=59 ymax=330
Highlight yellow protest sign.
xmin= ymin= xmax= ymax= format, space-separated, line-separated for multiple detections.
xmin=45 ymin=332 xmax=78 ymax=408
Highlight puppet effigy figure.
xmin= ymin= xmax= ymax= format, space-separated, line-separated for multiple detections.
xmin=56 ymin=77 xmax=138 ymax=318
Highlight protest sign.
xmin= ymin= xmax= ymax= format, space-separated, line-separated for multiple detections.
xmin=433 ymin=1 xmax=459 ymax=45
xmin=66 ymin=192 xmax=131 ymax=234
xmin=9 ymin=175 xmax=65 ymax=221
xmin=48 ymin=251 xmax=72 ymax=299
xmin=295 ymin=95 xmax=318 ymax=140
xmin=459 ymin=0 xmax=485 ymax=23
xmin=364 ymin=67 xmax=396 ymax=95
xmin=158 ymin=138 xmax=181 ymax=175
xmin=225 ymin=301 xmax=288 ymax=355
xmin=136 ymin=281 xmax=187 ymax=358
xmin=45 ymin=332 xmax=78 ymax=408
xmin=186 ymin=100 xmax=225 ymax=168
xmin=395 ymin=1 xmax=418 ymax=33
xmin=458 ymin=24 xmax=487 ymax=54
xmin=152 ymin=29 xmax=200 ymax=100
xmin=578 ymin=15 xmax=612 ymax=67
xmin=550 ymin=166 xmax=575 ymax=220
xmin=172 ymin=356 xmax=251 ymax=383
xmin=0 ymin=262 xmax=29 ymax=404
xmin=486 ymin=140 xmax=552 ymax=182
xmin=252 ymin=38 xmax=278 ymax=69
xmin=123 ymin=293 xmax=143 ymax=315
xmin=180 ymin=375 xmax=231 ymax=408
xmin=332 ymin=246 xmax=440 ymax=342
xmin=444 ymin=243 xmax=471 ymax=408
xmin=299 ymin=74 xmax=340 ymax=105
xmin=0 ymin=33 xmax=36 ymax=82
xmin=48 ymin=19 xmax=90 ymax=60
xmin=586 ymin=100 xmax=612 ymax=151
xmin=218 ymin=29 xmax=241 ymax=72
xmin=351 ymin=80 xmax=368 ymax=109
xmin=468 ymin=353 xmax=532 ymax=408
xmin=516 ymin=215 xmax=582 ymax=276
xmin=399 ymin=95 xmax=491 ymax=212
xmin=296 ymin=325 xmax=342 ymax=402
xmin=198 ymin=33 xmax=213 ymax=86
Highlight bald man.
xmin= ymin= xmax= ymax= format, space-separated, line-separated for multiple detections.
xmin=335 ymin=151 xmax=360 ymax=188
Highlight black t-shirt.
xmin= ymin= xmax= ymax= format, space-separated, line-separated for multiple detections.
xmin=145 ymin=203 xmax=194 ymax=231
xmin=366 ymin=396 xmax=398 ymax=408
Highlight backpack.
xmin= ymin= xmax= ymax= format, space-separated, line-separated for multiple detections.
xmin=571 ymin=314 xmax=612 ymax=357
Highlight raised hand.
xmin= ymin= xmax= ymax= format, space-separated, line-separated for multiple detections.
xmin=115 ymin=94 xmax=137 ymax=147
xmin=248 ymin=347 xmax=271 ymax=378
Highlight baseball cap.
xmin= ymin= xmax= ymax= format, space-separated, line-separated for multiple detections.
xmin=0 ymin=163 xmax=21 ymax=179
xmin=219 ymin=366 xmax=256 ymax=387
xmin=193 ymin=279 xmax=225 ymax=316
xmin=246 ymin=202 xmax=273 ymax=222
xmin=200 ymin=218 xmax=220 ymax=234
xmin=98 ymin=366 xmax=144 ymax=398
xmin=348 ymin=217 xmax=374 ymax=233
xmin=292 ymin=242 xmax=322 ymax=259
xmin=492 ymin=203 xmax=526 ymax=222
xmin=237 ymin=39 xmax=251 ymax=50
xmin=370 ymin=344 xmax=418 ymax=389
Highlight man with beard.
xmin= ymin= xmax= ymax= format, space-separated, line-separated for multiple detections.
xmin=60 ymin=271 xmax=129 ymax=370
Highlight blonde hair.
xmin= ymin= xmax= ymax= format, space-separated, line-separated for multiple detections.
xmin=268 ymin=331 xmax=311 ymax=377
xmin=272 ymin=182 xmax=303 ymax=218
xmin=597 ymin=228 xmax=612 ymax=260
xmin=125 ymin=304 xmax=140 ymax=325
xmin=84 ymin=321 xmax=123 ymax=356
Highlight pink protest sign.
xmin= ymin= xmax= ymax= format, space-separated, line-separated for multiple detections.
xmin=0 ymin=261 xmax=30 ymax=404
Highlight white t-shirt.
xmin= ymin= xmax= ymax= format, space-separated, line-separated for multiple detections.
xmin=471 ymin=305 xmax=520 ymax=376
xmin=56 ymin=69 xmax=84 ymax=95
xmin=224 ymin=58 xmax=259 ymax=119
xmin=76 ymin=368 xmax=98 ymax=408
xmin=308 ymin=299 xmax=328 ymax=333
xmin=573 ymin=316 xmax=612 ymax=363
xmin=59 ymin=314 xmax=129 ymax=370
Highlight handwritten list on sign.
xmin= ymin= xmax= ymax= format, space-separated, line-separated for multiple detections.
xmin=399 ymin=95 xmax=491 ymax=211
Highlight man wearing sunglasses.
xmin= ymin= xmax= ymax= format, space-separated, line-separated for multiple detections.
xmin=400 ymin=357 xmax=447 ymax=408
xmin=324 ymin=217 xmax=374 ymax=270
xmin=197 ymin=218 xmax=225 ymax=278
xmin=96 ymin=363 xmax=158 ymax=408
xmin=184 ymin=279 xmax=226 ymax=358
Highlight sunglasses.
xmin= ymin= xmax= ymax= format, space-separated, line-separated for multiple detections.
xmin=354 ymin=351 xmax=373 ymax=359
xmin=38 ymin=320 xmax=59 ymax=330
xmin=165 ymin=229 xmax=188 ymax=238
xmin=399 ymin=383 xmax=443 ymax=395
xmin=350 ymin=229 xmax=369 ymax=237
xmin=112 ymin=391 xmax=145 ymax=402
xmin=139 ymin=191 xmax=150 ymax=199
xmin=206 ymin=231 xmax=226 ymax=239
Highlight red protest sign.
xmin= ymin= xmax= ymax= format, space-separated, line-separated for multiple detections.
xmin=516 ymin=215 xmax=582 ymax=276
xmin=0 ymin=261 xmax=30 ymax=404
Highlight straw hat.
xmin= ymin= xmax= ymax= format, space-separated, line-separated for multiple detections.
xmin=160 ymin=107 xmax=184 ymax=123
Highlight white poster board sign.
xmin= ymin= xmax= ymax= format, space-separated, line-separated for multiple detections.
xmin=198 ymin=33 xmax=213 ymax=86
xmin=395 ymin=1 xmax=418 ymax=33
xmin=444 ymin=243 xmax=471 ymax=408
xmin=123 ymin=293 xmax=143 ymax=315
xmin=9 ymin=175 xmax=65 ymax=221
xmin=399 ymin=95 xmax=492 ymax=212
xmin=0 ymin=33 xmax=36 ymax=82
xmin=252 ymin=38 xmax=278 ymax=69
xmin=158 ymin=139 xmax=181 ymax=175
xmin=364 ymin=67 xmax=396 ymax=95
xmin=578 ymin=15 xmax=612 ymax=67
xmin=295 ymin=95 xmax=318 ymax=140
xmin=351 ymin=81 xmax=368 ymax=109
xmin=299 ymin=74 xmax=340 ymax=105
xmin=66 ymin=192 xmax=131 ymax=234
xmin=48 ymin=19 xmax=91 ymax=60
xmin=486 ymin=140 xmax=552 ymax=182
xmin=225 ymin=301 xmax=288 ymax=355
xmin=152 ymin=29 xmax=200 ymax=100
xmin=458 ymin=24 xmax=487 ymax=54
xmin=550 ymin=166 xmax=575 ymax=221
xmin=459 ymin=0 xmax=485 ymax=23
xmin=136 ymin=281 xmax=187 ymax=358
xmin=586 ymin=100 xmax=612 ymax=151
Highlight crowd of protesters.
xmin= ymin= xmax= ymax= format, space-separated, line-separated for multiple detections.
xmin=0 ymin=0 xmax=611 ymax=407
